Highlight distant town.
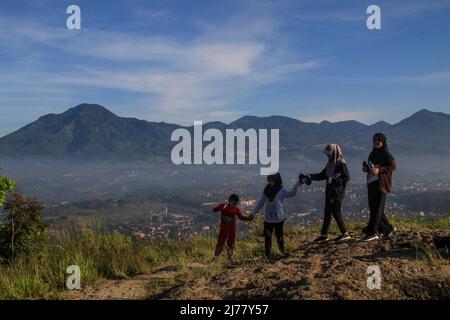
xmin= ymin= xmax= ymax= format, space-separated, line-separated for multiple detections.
xmin=46 ymin=176 xmax=449 ymax=241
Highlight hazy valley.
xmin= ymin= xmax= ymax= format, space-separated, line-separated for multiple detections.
xmin=0 ymin=104 xmax=449 ymax=240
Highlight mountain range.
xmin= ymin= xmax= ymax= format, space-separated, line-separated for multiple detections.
xmin=0 ymin=103 xmax=449 ymax=160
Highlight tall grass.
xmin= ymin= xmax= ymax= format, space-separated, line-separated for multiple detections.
xmin=0 ymin=222 xmax=265 ymax=299
xmin=0 ymin=226 xmax=146 ymax=299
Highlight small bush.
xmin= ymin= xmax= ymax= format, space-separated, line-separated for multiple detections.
xmin=0 ymin=192 xmax=48 ymax=263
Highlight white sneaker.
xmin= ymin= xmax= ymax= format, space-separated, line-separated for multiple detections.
xmin=335 ymin=233 xmax=351 ymax=242
xmin=384 ymin=227 xmax=397 ymax=239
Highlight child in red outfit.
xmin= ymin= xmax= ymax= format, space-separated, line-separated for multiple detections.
xmin=213 ymin=194 xmax=252 ymax=260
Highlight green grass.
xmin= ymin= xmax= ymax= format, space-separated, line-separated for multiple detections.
xmin=0 ymin=215 xmax=449 ymax=299
xmin=390 ymin=216 xmax=450 ymax=231
xmin=0 ymin=222 xmax=266 ymax=299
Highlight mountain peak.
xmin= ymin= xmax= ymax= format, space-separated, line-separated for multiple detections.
xmin=397 ymin=108 xmax=450 ymax=126
xmin=60 ymin=103 xmax=120 ymax=126
xmin=66 ymin=103 xmax=114 ymax=115
xmin=409 ymin=108 xmax=450 ymax=120
xmin=370 ymin=120 xmax=391 ymax=129
xmin=415 ymin=108 xmax=433 ymax=115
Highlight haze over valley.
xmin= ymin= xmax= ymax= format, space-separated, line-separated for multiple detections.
xmin=1 ymin=104 xmax=449 ymax=239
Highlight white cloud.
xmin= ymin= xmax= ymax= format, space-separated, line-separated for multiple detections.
xmin=188 ymin=43 xmax=264 ymax=76
xmin=0 ymin=5 xmax=324 ymax=124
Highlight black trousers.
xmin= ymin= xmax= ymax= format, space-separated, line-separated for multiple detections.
xmin=366 ymin=180 xmax=393 ymax=235
xmin=321 ymin=199 xmax=347 ymax=235
xmin=264 ymin=220 xmax=285 ymax=257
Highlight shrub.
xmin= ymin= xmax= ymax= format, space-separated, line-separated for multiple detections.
xmin=0 ymin=192 xmax=48 ymax=263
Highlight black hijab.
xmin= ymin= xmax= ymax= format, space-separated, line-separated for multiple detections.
xmin=368 ymin=133 xmax=394 ymax=166
xmin=264 ymin=173 xmax=283 ymax=202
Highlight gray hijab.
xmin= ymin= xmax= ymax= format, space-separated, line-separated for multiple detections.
xmin=324 ymin=144 xmax=346 ymax=178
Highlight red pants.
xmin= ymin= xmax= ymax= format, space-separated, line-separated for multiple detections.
xmin=215 ymin=224 xmax=236 ymax=256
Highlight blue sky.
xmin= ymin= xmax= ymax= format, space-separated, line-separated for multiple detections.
xmin=1 ymin=0 xmax=450 ymax=137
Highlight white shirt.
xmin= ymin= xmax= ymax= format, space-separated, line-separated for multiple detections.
xmin=252 ymin=182 xmax=300 ymax=223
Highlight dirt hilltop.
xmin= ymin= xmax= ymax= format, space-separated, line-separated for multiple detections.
xmin=64 ymin=226 xmax=450 ymax=300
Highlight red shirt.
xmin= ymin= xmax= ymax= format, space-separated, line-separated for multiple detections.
xmin=213 ymin=203 xmax=251 ymax=226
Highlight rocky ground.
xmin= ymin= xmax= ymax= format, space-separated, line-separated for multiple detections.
xmin=63 ymin=227 xmax=450 ymax=300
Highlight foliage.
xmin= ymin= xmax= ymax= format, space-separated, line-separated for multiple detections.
xmin=0 ymin=169 xmax=15 ymax=207
xmin=0 ymin=192 xmax=48 ymax=263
